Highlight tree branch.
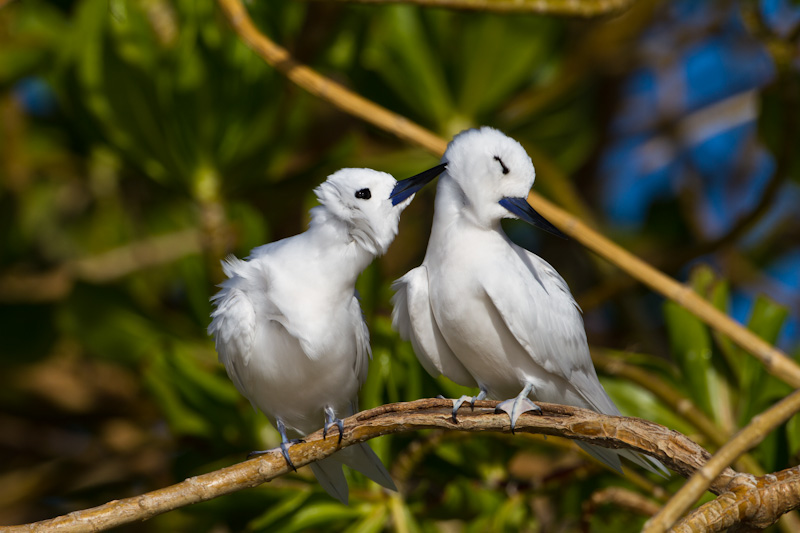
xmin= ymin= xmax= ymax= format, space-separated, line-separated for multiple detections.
xmin=0 ymin=228 xmax=202 ymax=303
xmin=581 ymin=486 xmax=661 ymax=531
xmin=644 ymin=389 xmax=800 ymax=532
xmin=1 ymin=398 xmax=732 ymax=532
xmin=7 ymin=398 xmax=800 ymax=532
xmin=308 ymin=0 xmax=638 ymax=16
xmin=215 ymin=0 xmax=800 ymax=390
xmin=672 ymin=466 xmax=800 ymax=532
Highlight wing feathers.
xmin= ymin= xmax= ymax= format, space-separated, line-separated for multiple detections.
xmin=392 ymin=267 xmax=476 ymax=387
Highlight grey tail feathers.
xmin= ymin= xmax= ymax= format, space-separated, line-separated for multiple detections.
xmin=309 ymin=459 xmax=349 ymax=505
xmin=577 ymin=442 xmax=669 ymax=477
xmin=309 ymin=442 xmax=397 ymax=504
xmin=333 ymin=442 xmax=398 ymax=491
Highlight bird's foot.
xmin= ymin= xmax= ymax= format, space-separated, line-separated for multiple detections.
xmin=252 ymin=418 xmax=304 ymax=471
xmin=247 ymin=438 xmax=304 ymax=471
xmin=450 ymin=389 xmax=487 ymax=423
xmin=451 ymin=395 xmax=472 ymax=423
xmin=323 ymin=406 xmax=344 ymax=446
xmin=495 ymin=384 xmax=540 ymax=434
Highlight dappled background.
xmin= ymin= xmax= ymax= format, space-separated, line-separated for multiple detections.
xmin=1 ymin=0 xmax=800 ymax=530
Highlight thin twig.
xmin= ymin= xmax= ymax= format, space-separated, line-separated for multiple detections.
xmin=0 ymin=228 xmax=203 ymax=303
xmin=581 ymin=487 xmax=660 ymax=532
xmin=309 ymin=0 xmax=638 ymax=16
xmin=3 ymin=398 xmax=728 ymax=533
xmin=643 ymin=389 xmax=800 ymax=532
xmin=216 ymin=0 xmax=800 ymax=389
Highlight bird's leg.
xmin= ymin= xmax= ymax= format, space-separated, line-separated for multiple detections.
xmin=248 ymin=418 xmax=303 ymax=472
xmin=451 ymin=387 xmax=488 ymax=423
xmin=323 ymin=405 xmax=344 ymax=446
xmin=470 ymin=388 xmax=488 ymax=410
xmin=275 ymin=419 xmax=302 ymax=472
xmin=495 ymin=382 xmax=541 ymax=434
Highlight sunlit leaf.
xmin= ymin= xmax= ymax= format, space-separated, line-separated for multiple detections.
xmin=248 ymin=490 xmax=311 ymax=531
xmin=664 ymin=301 xmax=718 ymax=419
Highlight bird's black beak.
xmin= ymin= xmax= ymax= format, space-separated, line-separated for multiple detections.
xmin=499 ymin=197 xmax=567 ymax=239
xmin=390 ymin=163 xmax=447 ymax=205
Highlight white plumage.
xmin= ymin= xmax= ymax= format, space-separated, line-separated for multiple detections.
xmin=209 ymin=168 xmax=405 ymax=504
xmin=391 ymin=127 xmax=666 ymax=475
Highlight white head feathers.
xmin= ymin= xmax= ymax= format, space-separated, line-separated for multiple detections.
xmin=312 ymin=168 xmax=412 ymax=256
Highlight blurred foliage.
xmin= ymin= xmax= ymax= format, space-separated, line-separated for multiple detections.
xmin=1 ymin=0 xmax=800 ymax=531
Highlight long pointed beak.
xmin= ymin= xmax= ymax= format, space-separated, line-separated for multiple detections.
xmin=499 ymin=197 xmax=567 ymax=239
xmin=390 ymin=163 xmax=447 ymax=205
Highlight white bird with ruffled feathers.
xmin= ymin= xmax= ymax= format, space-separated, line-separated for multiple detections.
xmin=208 ymin=168 xmax=405 ymax=504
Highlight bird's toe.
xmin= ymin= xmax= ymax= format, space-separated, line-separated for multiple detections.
xmin=495 ymin=397 xmax=541 ymax=434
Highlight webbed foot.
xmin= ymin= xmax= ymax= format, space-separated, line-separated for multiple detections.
xmin=494 ymin=383 xmax=541 ymax=434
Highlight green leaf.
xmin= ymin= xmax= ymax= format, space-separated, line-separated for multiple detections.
xmin=342 ymin=504 xmax=389 ymax=533
xmin=249 ymin=490 xmax=311 ymax=531
xmin=748 ymin=295 xmax=789 ymax=344
xmin=143 ymin=351 xmax=211 ymax=437
xmin=283 ymin=501 xmax=364 ymax=531
xmin=787 ymin=413 xmax=800 ymax=457
xmin=362 ymin=6 xmax=453 ymax=130
xmin=455 ymin=16 xmax=555 ymax=120
xmin=601 ymin=378 xmax=697 ymax=436
xmin=738 ymin=296 xmax=790 ymax=420
xmin=664 ymin=301 xmax=717 ymax=419
xmin=170 ymin=343 xmax=241 ymax=405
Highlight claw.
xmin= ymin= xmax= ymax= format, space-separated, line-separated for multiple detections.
xmin=470 ymin=388 xmax=488 ymax=410
xmin=451 ymin=388 xmax=489 ymax=422
xmin=452 ymin=395 xmax=472 ymax=423
xmin=323 ymin=406 xmax=345 ymax=446
xmin=269 ymin=418 xmax=302 ymax=471
xmin=279 ymin=441 xmax=298 ymax=472
xmin=247 ymin=449 xmax=268 ymax=459
xmin=495 ymin=383 xmax=541 ymax=434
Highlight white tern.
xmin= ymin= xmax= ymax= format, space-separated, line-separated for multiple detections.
xmin=208 ymin=168 xmax=405 ymax=504
xmin=390 ymin=127 xmax=666 ymax=475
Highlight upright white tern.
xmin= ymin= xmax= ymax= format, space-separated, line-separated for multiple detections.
xmin=390 ymin=127 xmax=666 ymax=475
xmin=208 ymin=168 xmax=405 ymax=504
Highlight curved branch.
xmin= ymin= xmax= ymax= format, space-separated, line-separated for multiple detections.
xmin=216 ymin=0 xmax=800 ymax=389
xmin=672 ymin=466 xmax=800 ymax=532
xmin=0 ymin=228 xmax=202 ymax=303
xmin=309 ymin=0 xmax=637 ymax=16
xmin=4 ymin=398 xmax=732 ymax=533
xmin=644 ymin=389 xmax=800 ymax=532
xmin=581 ymin=486 xmax=661 ymax=530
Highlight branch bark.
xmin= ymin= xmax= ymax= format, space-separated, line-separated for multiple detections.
xmin=2 ymin=398 xmax=730 ymax=533
xmin=644 ymin=389 xmax=800 ymax=532
xmin=9 ymin=399 xmax=800 ymax=532
xmin=672 ymin=466 xmax=800 ymax=532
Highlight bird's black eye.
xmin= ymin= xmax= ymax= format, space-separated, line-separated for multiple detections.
xmin=494 ymin=156 xmax=510 ymax=175
xmin=355 ymin=188 xmax=371 ymax=200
